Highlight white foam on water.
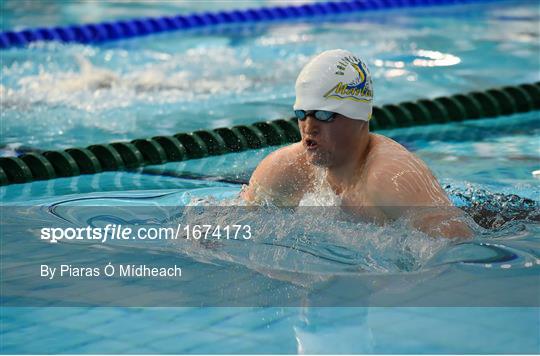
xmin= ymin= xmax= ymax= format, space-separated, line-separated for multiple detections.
xmin=170 ymin=182 xmax=450 ymax=276
xmin=5 ymin=50 xmax=256 ymax=112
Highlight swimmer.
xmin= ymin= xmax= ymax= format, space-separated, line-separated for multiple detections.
xmin=241 ymin=49 xmax=472 ymax=239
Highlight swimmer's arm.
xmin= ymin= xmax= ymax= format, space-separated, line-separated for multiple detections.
xmin=368 ymin=167 xmax=473 ymax=239
xmin=406 ymin=207 xmax=473 ymax=240
xmin=240 ymin=144 xmax=309 ymax=206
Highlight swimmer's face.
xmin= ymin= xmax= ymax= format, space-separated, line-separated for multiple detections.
xmin=299 ymin=113 xmax=364 ymax=167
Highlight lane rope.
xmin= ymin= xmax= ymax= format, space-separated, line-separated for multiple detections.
xmin=1 ymin=81 xmax=538 ymax=186
xmin=0 ymin=0 xmax=497 ymax=49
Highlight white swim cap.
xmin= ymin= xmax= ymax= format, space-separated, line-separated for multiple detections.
xmin=294 ymin=49 xmax=373 ymax=121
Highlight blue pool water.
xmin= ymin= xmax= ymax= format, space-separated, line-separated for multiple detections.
xmin=1 ymin=0 xmax=539 ymax=354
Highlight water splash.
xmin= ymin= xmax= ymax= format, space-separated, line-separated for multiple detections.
xmin=447 ymin=185 xmax=539 ymax=229
xmin=6 ymin=179 xmax=538 ymax=277
xmin=170 ymin=188 xmax=450 ymax=275
xmin=4 ymin=49 xmax=255 ymax=112
xmin=165 ymin=181 xmax=539 ymax=276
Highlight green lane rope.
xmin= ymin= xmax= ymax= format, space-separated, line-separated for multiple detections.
xmin=1 ymin=81 xmax=539 ymax=186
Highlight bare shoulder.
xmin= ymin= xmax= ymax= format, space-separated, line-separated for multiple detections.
xmin=364 ymin=135 xmax=472 ymax=239
xmin=241 ymin=143 xmax=313 ymax=205
xmin=364 ymin=134 xmax=450 ymax=207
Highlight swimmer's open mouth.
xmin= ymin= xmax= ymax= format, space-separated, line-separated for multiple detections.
xmin=305 ymin=138 xmax=318 ymax=150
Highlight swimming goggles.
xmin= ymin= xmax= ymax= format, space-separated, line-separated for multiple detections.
xmin=294 ymin=110 xmax=336 ymax=122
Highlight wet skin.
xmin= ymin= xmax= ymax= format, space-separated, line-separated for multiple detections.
xmin=241 ymin=113 xmax=473 ymax=239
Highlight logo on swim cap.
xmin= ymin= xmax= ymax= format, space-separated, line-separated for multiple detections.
xmin=294 ymin=49 xmax=373 ymax=121
xmin=323 ymin=56 xmax=373 ymax=103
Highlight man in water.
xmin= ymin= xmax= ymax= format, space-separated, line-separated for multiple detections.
xmin=241 ymin=49 xmax=472 ymax=239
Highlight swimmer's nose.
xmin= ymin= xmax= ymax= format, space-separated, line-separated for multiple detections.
xmin=301 ymin=114 xmax=320 ymax=136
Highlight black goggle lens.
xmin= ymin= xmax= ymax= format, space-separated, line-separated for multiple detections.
xmin=294 ymin=110 xmax=336 ymax=122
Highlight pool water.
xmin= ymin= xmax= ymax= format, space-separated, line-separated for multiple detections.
xmin=2 ymin=0 xmax=539 ymax=151
xmin=1 ymin=0 xmax=539 ymax=354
